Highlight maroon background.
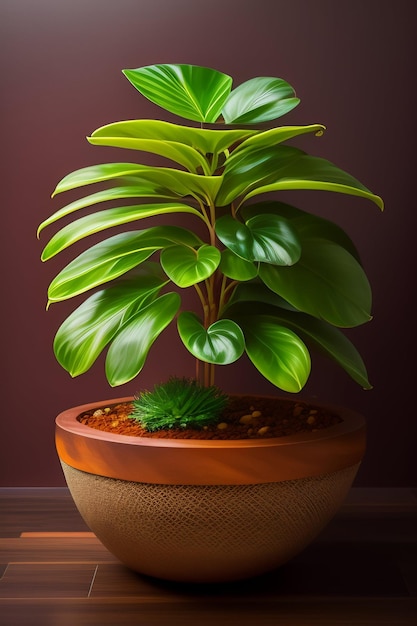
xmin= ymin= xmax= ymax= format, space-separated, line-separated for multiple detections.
xmin=1 ymin=0 xmax=416 ymax=486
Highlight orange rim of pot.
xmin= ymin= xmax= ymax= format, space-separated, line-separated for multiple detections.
xmin=55 ymin=396 xmax=366 ymax=485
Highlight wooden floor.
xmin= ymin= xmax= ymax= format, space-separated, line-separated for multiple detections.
xmin=0 ymin=488 xmax=416 ymax=625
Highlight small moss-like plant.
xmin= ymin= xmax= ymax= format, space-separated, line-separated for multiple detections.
xmin=131 ymin=377 xmax=228 ymax=431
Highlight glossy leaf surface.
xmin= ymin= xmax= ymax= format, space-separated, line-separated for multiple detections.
xmin=259 ymin=239 xmax=372 ymax=327
xmin=233 ymin=124 xmax=325 ymax=155
xmin=215 ymin=213 xmax=301 ymax=265
xmin=243 ymin=154 xmax=384 ymax=209
xmin=47 ymin=227 xmax=201 ymax=302
xmin=226 ymin=281 xmax=299 ymax=311
xmin=161 ymin=244 xmax=220 ymax=287
xmin=242 ymin=316 xmax=311 ymax=392
xmin=88 ymin=134 xmax=209 ymax=174
xmin=123 ymin=64 xmax=232 ymax=123
xmin=105 ymin=292 xmax=181 ymax=386
xmin=39 ymin=185 xmax=176 ymax=236
xmin=41 ymin=202 xmax=203 ymax=260
xmin=217 ymin=145 xmax=384 ymax=209
xmin=89 ymin=119 xmax=256 ymax=167
xmin=53 ymin=268 xmax=167 ymax=376
xmin=222 ymin=77 xmax=299 ymax=124
xmin=177 ymin=312 xmax=245 ymax=364
xmin=53 ymin=163 xmax=222 ymax=204
xmin=219 ymin=249 xmax=258 ymax=281
xmin=54 ymin=163 xmax=222 ymax=202
xmin=241 ymin=201 xmax=361 ymax=262
xmin=52 ymin=163 xmax=160 ymax=195
xmin=217 ymin=145 xmax=303 ymax=205
xmin=228 ymin=298 xmax=371 ymax=388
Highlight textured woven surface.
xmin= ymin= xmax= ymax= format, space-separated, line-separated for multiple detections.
xmin=62 ymin=461 xmax=360 ymax=582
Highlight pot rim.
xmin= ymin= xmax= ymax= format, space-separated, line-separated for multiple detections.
xmin=55 ymin=395 xmax=366 ymax=485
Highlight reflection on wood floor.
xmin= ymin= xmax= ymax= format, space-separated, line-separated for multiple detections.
xmin=1 ymin=488 xmax=416 ymax=625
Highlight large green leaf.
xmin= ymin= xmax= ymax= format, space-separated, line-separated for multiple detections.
xmin=47 ymin=226 xmax=201 ymax=303
xmin=88 ymin=134 xmax=209 ymax=174
xmin=52 ymin=163 xmax=222 ymax=204
xmin=219 ymin=249 xmax=258 ymax=281
xmin=161 ymin=244 xmax=220 ymax=287
xmin=52 ymin=163 xmax=160 ymax=196
xmin=53 ymin=268 xmax=167 ymax=376
xmin=242 ymin=316 xmax=311 ymax=392
xmin=105 ymin=292 xmax=181 ymax=386
xmin=222 ymin=77 xmax=299 ymax=124
xmin=123 ymin=64 xmax=233 ymax=123
xmin=233 ymin=124 xmax=325 ymax=155
xmin=177 ymin=312 xmax=245 ymax=364
xmin=243 ymin=155 xmax=384 ymax=209
xmin=89 ymin=120 xmax=256 ymax=158
xmin=39 ymin=185 xmax=177 ymax=236
xmin=259 ymin=239 xmax=372 ymax=327
xmin=215 ymin=213 xmax=301 ymax=265
xmin=41 ymin=202 xmax=203 ymax=260
xmin=241 ymin=201 xmax=361 ymax=262
xmin=217 ymin=145 xmax=384 ymax=209
xmin=228 ymin=300 xmax=371 ymax=389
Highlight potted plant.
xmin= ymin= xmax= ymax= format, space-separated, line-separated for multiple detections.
xmin=38 ymin=63 xmax=383 ymax=583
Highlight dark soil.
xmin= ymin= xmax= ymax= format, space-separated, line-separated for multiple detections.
xmin=78 ymin=395 xmax=343 ymax=440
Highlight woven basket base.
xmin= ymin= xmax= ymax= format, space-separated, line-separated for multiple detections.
xmin=61 ymin=461 xmax=360 ymax=582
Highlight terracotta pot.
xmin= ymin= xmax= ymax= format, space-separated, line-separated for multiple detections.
xmin=56 ymin=396 xmax=366 ymax=583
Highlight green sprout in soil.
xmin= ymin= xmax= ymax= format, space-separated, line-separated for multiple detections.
xmin=130 ymin=377 xmax=228 ymax=431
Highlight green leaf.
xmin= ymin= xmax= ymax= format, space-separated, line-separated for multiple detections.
xmin=286 ymin=312 xmax=371 ymax=389
xmin=88 ymin=132 xmax=209 ymax=174
xmin=219 ymin=249 xmax=258 ymax=281
xmin=228 ymin=301 xmax=371 ymax=389
xmin=39 ymin=185 xmax=177 ymax=236
xmin=51 ymin=163 xmax=158 ymax=196
xmin=226 ymin=281 xmax=298 ymax=311
xmin=41 ymin=202 xmax=203 ymax=260
xmin=52 ymin=163 xmax=222 ymax=205
xmin=53 ymin=267 xmax=167 ymax=376
xmin=242 ymin=316 xmax=311 ymax=392
xmin=216 ymin=213 xmax=301 ymax=265
xmin=217 ymin=145 xmax=384 ymax=210
xmin=161 ymin=244 xmax=220 ymax=287
xmin=217 ymin=145 xmax=303 ymax=206
xmin=123 ymin=64 xmax=233 ymax=123
xmin=243 ymin=153 xmax=385 ymax=210
xmin=222 ymin=76 xmax=299 ymax=124
xmin=47 ymin=226 xmax=202 ymax=302
xmin=88 ymin=119 xmax=256 ymax=159
xmin=177 ymin=312 xmax=245 ymax=364
xmin=105 ymin=292 xmax=181 ymax=386
xmin=259 ymin=239 xmax=372 ymax=327
xmin=232 ymin=124 xmax=325 ymax=155
xmin=294 ymin=318 xmax=372 ymax=389
xmin=241 ymin=201 xmax=361 ymax=262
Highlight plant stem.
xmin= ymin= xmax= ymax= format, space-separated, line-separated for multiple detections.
xmin=194 ymin=196 xmax=223 ymax=388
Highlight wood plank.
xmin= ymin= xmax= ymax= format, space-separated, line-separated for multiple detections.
xmin=0 ymin=537 xmax=118 ymax=563
xmin=0 ymin=563 xmax=97 ymax=599
xmin=0 ymin=598 xmax=416 ymax=626
xmin=88 ymin=541 xmax=409 ymax=600
xmin=0 ymin=488 xmax=90 ymax=537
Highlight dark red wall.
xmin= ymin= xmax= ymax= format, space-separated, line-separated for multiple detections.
xmin=1 ymin=0 xmax=416 ymax=486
